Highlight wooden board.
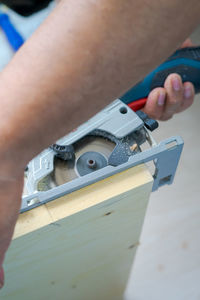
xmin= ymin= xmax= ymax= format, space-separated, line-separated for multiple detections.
xmin=125 ymin=95 xmax=200 ymax=300
xmin=1 ymin=165 xmax=153 ymax=300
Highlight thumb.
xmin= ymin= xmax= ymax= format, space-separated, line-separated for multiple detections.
xmin=181 ymin=38 xmax=194 ymax=48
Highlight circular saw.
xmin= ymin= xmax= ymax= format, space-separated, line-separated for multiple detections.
xmin=22 ymin=100 xmax=183 ymax=213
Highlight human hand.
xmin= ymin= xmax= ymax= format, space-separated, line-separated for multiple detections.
xmin=143 ymin=73 xmax=195 ymax=120
xmin=143 ymin=39 xmax=195 ymax=120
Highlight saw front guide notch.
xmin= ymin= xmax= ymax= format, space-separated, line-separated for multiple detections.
xmin=21 ymin=100 xmax=183 ymax=213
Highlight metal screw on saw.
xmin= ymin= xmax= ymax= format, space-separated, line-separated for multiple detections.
xmin=87 ymin=159 xmax=97 ymax=169
xmin=76 ymin=151 xmax=107 ymax=176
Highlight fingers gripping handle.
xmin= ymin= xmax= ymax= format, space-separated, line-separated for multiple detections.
xmin=121 ymin=46 xmax=200 ymax=110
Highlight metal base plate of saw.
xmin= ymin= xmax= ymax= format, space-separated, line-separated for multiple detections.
xmin=21 ymin=99 xmax=184 ymax=213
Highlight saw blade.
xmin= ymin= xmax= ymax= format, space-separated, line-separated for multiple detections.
xmin=53 ymin=136 xmax=115 ymax=186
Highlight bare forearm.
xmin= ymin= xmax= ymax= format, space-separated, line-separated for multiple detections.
xmin=1 ymin=0 xmax=200 ymax=170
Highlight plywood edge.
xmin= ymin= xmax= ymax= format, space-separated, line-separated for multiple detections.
xmin=14 ymin=164 xmax=153 ymax=239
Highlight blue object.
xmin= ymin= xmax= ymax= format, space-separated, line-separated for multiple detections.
xmin=0 ymin=12 xmax=24 ymax=51
xmin=121 ymin=47 xmax=200 ymax=104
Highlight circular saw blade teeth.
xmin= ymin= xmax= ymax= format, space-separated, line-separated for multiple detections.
xmin=54 ymin=136 xmax=115 ymax=186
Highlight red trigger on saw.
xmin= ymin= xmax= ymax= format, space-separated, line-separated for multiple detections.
xmin=127 ymin=98 xmax=148 ymax=112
